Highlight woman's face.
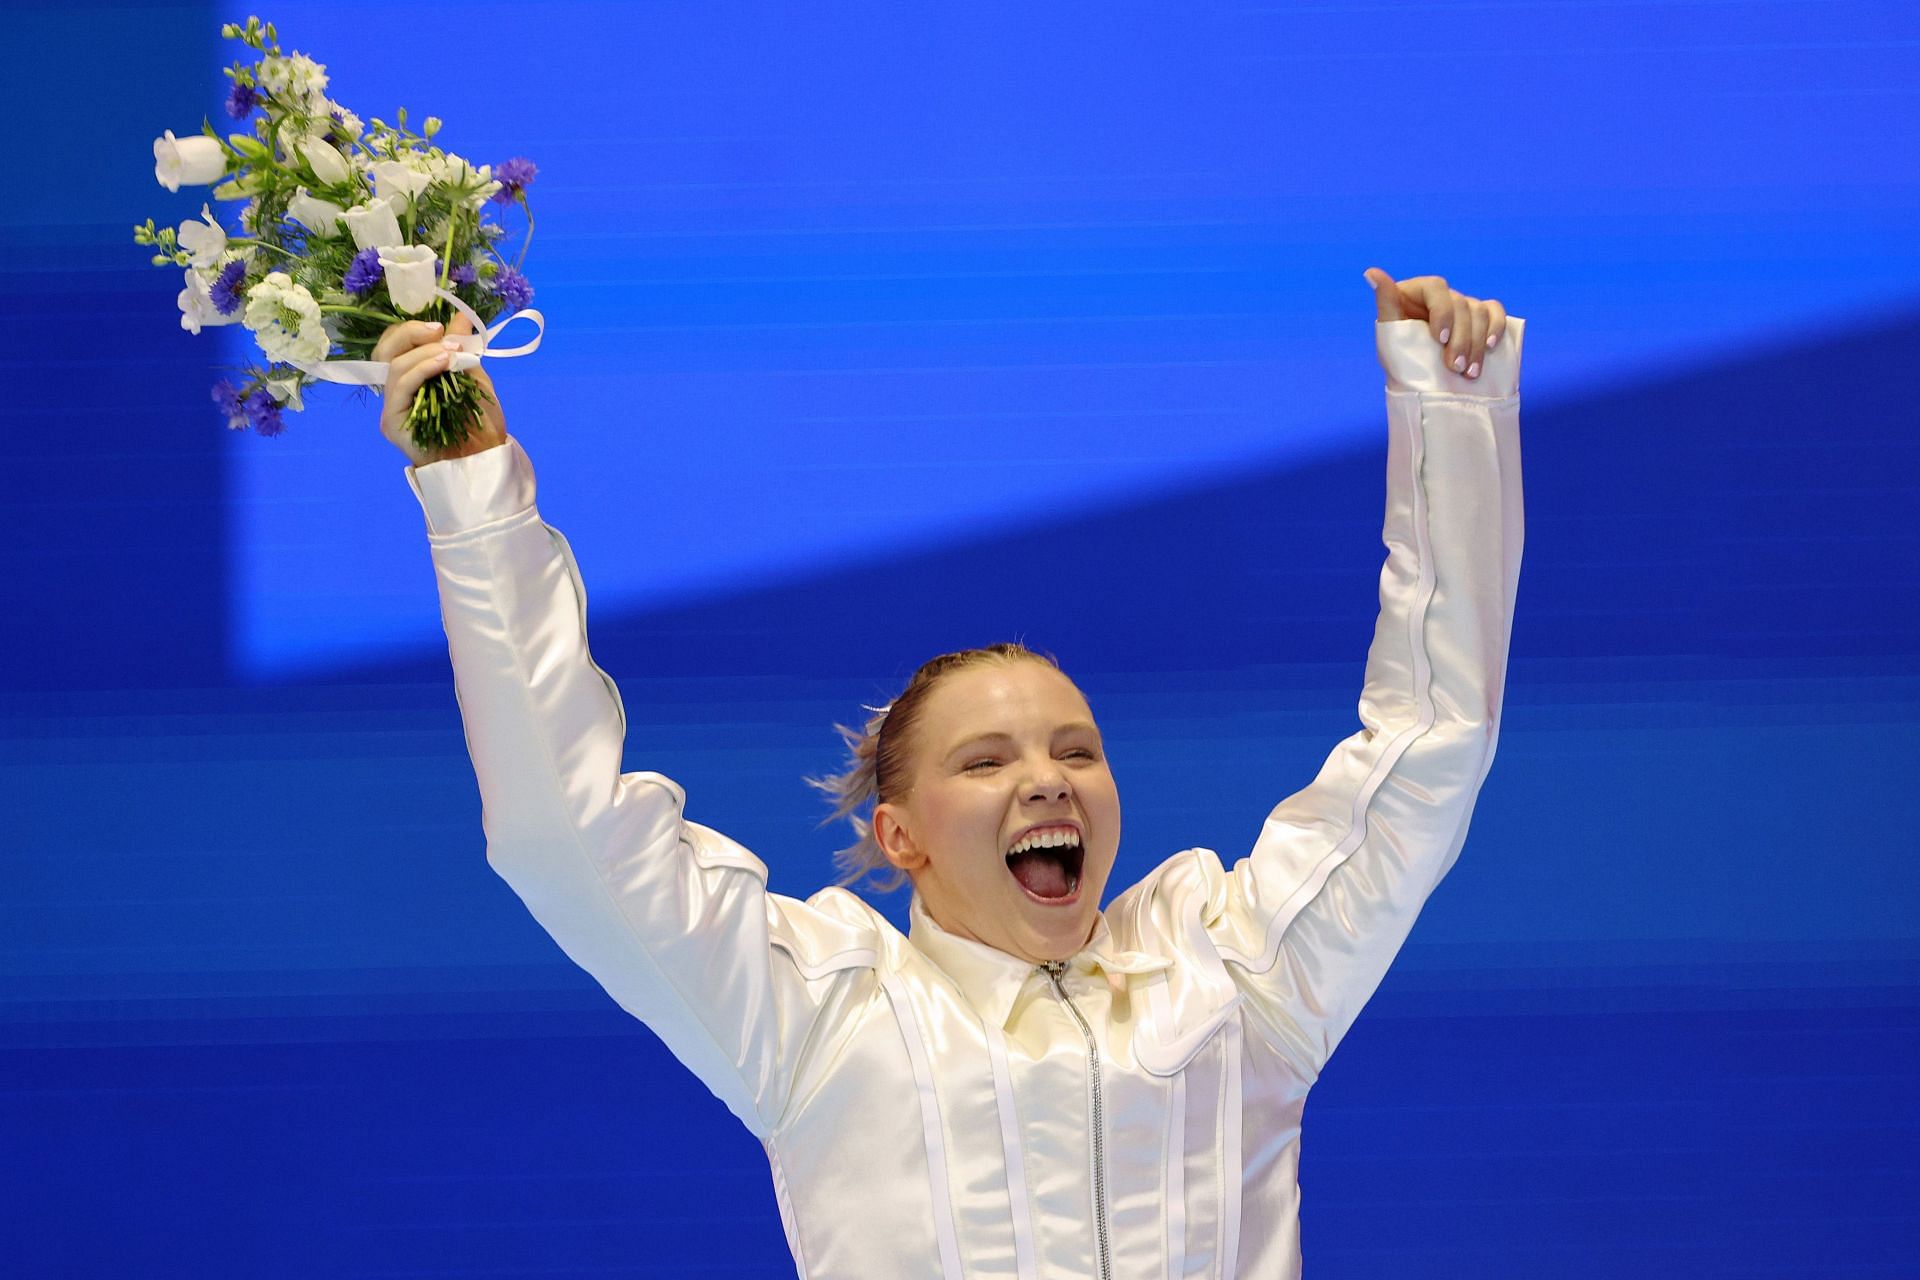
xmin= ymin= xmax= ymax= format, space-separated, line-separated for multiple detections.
xmin=874 ymin=659 xmax=1121 ymax=965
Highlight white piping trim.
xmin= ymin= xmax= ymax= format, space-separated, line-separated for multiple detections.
xmin=1219 ymin=389 xmax=1442 ymax=978
xmin=1219 ymin=1020 xmax=1244 ymax=1278
xmin=1165 ymin=1069 xmax=1187 ymax=1280
xmin=769 ymin=942 xmax=879 ymax=981
xmin=765 ymin=1140 xmax=809 ymax=1280
xmin=882 ymin=974 xmax=965 ymax=1280
xmin=985 ymin=1023 xmax=1040 ymax=1280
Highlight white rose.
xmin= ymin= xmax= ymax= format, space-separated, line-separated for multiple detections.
xmin=298 ymin=136 xmax=352 ymax=187
xmin=340 ymin=196 xmax=404 ymax=251
xmin=376 ymin=244 xmax=440 ymax=315
xmin=371 ymin=159 xmax=433 ymax=207
xmin=176 ymin=203 xmax=227 ymax=269
xmin=153 ymin=129 xmax=226 ymax=192
xmin=287 ymin=188 xmax=345 ymax=235
xmin=177 ymin=266 xmax=240 ymax=335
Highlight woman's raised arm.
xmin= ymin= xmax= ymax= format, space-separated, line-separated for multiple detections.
xmin=1202 ymin=276 xmax=1526 ymax=1081
xmin=399 ymin=403 xmax=879 ymax=1139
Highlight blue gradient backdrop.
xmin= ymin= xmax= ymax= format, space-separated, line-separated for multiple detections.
xmin=3 ymin=1 xmax=1916 ymax=1275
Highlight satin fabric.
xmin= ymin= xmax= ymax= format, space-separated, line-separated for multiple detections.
xmin=405 ymin=316 xmax=1525 ymax=1278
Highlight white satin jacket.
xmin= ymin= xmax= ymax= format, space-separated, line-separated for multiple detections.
xmin=405 ymin=317 xmax=1526 ymax=1279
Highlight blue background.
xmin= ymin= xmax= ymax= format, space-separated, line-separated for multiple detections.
xmin=3 ymin=1 xmax=1917 ymax=1275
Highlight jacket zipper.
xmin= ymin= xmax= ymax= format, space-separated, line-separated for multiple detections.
xmin=1043 ymin=960 xmax=1112 ymax=1280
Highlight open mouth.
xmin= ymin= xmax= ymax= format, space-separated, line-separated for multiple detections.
xmin=1004 ymin=826 xmax=1085 ymax=905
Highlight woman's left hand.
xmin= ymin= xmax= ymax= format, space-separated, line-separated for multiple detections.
xmin=1363 ymin=267 xmax=1508 ymax=382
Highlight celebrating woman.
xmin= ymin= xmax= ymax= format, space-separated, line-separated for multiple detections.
xmin=376 ymin=267 xmax=1524 ymax=1279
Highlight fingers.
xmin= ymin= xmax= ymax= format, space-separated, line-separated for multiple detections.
xmin=1451 ymin=298 xmax=1489 ymax=378
xmin=1364 ymin=267 xmax=1403 ymax=321
xmin=384 ymin=341 xmax=453 ymax=419
xmin=1420 ymin=276 xmax=1454 ymax=352
xmin=1370 ymin=269 xmax=1508 ymax=380
xmin=371 ymin=318 xmax=446 ymax=364
xmin=1485 ymin=298 xmax=1507 ymax=352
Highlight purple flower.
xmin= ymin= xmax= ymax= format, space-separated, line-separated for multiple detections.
xmin=488 ymin=264 xmax=534 ymax=312
xmin=343 ymin=247 xmax=384 ymax=295
xmin=212 ymin=380 xmax=247 ymax=430
xmin=209 ymin=259 xmax=248 ymax=316
xmin=242 ymin=386 xmax=285 ymax=437
xmin=449 ymin=262 xmax=477 ymax=287
xmin=225 ymin=83 xmax=262 ymax=120
xmin=490 ymin=156 xmax=537 ymax=203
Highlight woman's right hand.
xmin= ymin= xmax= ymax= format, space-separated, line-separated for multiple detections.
xmin=373 ymin=311 xmax=509 ymax=467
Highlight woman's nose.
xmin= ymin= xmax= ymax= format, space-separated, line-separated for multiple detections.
xmin=1024 ymin=767 xmax=1069 ymax=804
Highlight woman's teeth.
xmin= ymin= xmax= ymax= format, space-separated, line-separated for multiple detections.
xmin=1005 ymin=827 xmax=1085 ymax=902
xmin=1006 ymin=827 xmax=1079 ymax=856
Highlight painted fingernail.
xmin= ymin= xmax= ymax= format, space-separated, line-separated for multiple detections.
xmin=1487 ymin=332 xmax=1499 ymax=349
xmin=1438 ymin=326 xmax=1450 ymax=344
xmin=1452 ymin=354 xmax=1466 ymax=372
xmin=441 ymin=337 xmax=461 ymax=350
xmin=1466 ymin=361 xmax=1480 ymax=377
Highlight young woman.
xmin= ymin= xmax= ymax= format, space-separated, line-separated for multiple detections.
xmin=376 ymin=267 xmax=1524 ymax=1279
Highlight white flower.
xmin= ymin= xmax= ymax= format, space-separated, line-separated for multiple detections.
xmin=263 ymin=371 xmax=307 ymax=412
xmin=287 ymin=188 xmax=345 ymax=236
xmin=323 ymin=101 xmax=364 ymax=140
xmin=176 ymin=203 xmax=227 ymax=269
xmin=371 ymin=158 xmax=433 ymax=207
xmin=426 ymin=152 xmax=485 ymax=190
xmin=376 ymin=244 xmax=440 ymax=314
xmin=242 ymin=271 xmax=330 ymax=365
xmin=153 ymin=129 xmax=226 ymax=191
xmin=257 ymin=52 xmax=329 ymax=107
xmin=176 ymin=266 xmax=240 ymax=335
xmin=423 ymin=152 xmax=503 ymax=211
xmin=297 ymin=136 xmax=353 ymax=187
xmin=341 ymin=196 xmax=404 ymax=251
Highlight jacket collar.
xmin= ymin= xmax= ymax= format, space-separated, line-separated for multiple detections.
xmin=906 ymin=892 xmax=1172 ymax=1030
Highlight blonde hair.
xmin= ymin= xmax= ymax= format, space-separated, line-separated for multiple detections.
xmin=806 ymin=642 xmax=1064 ymax=892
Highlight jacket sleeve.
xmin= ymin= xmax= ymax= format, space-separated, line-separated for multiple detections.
xmin=405 ymin=437 xmax=876 ymax=1138
xmin=1207 ymin=316 xmax=1526 ymax=1080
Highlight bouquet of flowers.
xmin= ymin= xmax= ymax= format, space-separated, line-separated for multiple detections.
xmin=136 ymin=15 xmax=544 ymax=450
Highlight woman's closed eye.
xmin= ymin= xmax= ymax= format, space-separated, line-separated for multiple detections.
xmin=964 ymin=748 xmax=1097 ymax=773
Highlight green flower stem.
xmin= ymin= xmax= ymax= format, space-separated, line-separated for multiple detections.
xmin=438 ymin=211 xmax=457 ymax=292
xmin=227 ymin=237 xmax=300 ymax=261
xmin=318 ymin=303 xmax=403 ymax=323
xmin=515 ymin=202 xmax=534 ymax=272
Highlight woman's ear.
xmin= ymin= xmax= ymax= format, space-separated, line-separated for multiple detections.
xmin=872 ymin=801 xmax=927 ymax=873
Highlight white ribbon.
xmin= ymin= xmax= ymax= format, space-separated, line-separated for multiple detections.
xmin=286 ymin=286 xmax=544 ymax=387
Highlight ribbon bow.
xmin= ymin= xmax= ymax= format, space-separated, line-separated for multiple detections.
xmin=287 ymin=286 xmax=544 ymax=387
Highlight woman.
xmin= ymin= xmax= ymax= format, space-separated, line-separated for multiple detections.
xmin=376 ymin=268 xmax=1524 ymax=1279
